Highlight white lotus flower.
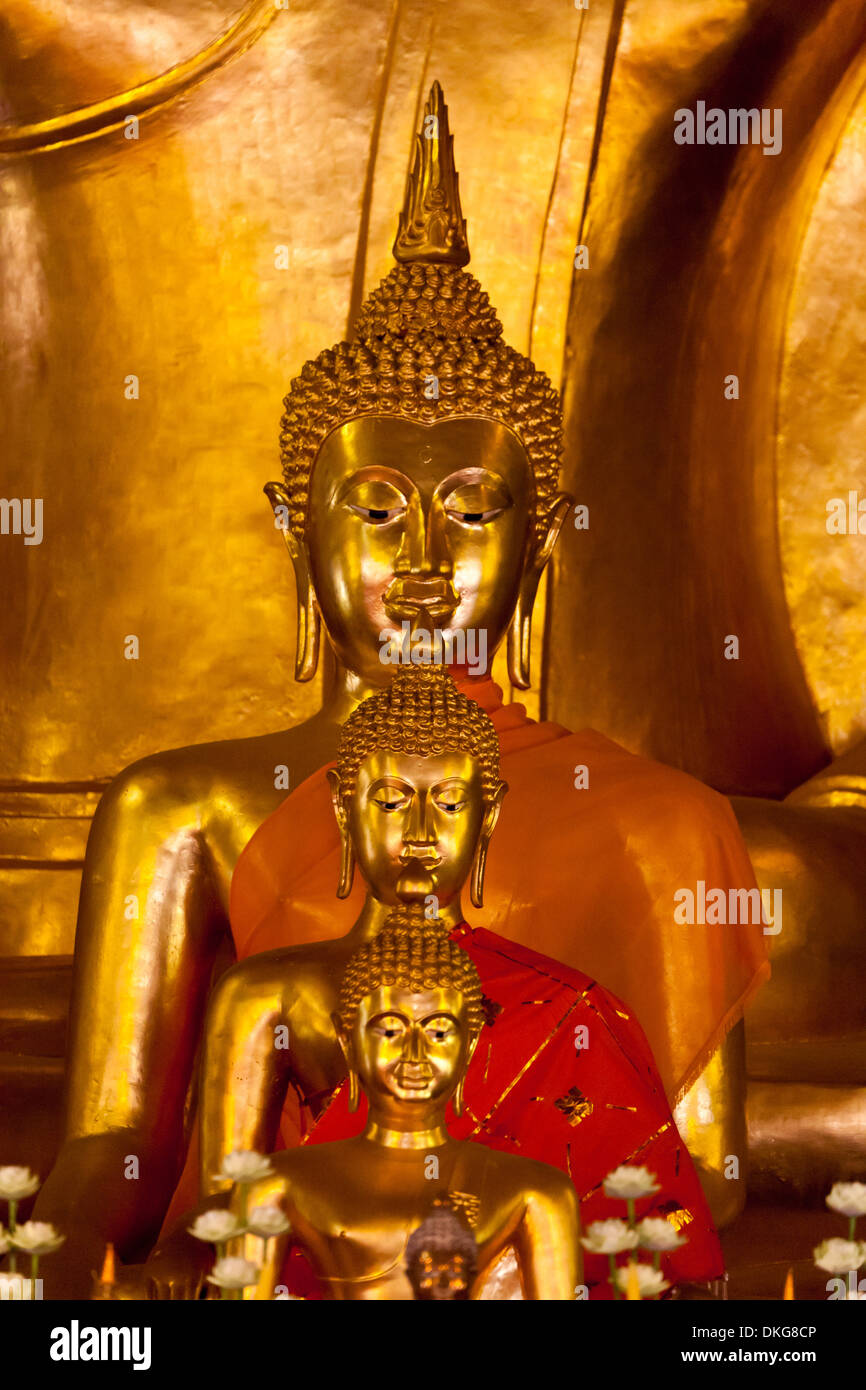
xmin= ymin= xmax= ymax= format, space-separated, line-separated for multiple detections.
xmin=614 ymin=1262 xmax=670 ymax=1298
xmin=213 ymin=1150 xmax=274 ymax=1184
xmin=247 ymin=1206 xmax=290 ymax=1239
xmin=636 ymin=1216 xmax=687 ymax=1252
xmin=813 ymin=1238 xmax=866 ymax=1275
xmin=0 ymin=1167 xmax=40 ymax=1202
xmin=188 ymin=1210 xmax=243 ymax=1244
xmin=206 ymin=1256 xmax=261 ymax=1290
xmin=9 ymin=1221 xmax=65 ymax=1255
xmin=580 ymin=1219 xmax=639 ymax=1255
xmin=603 ymin=1165 xmax=660 ymax=1201
xmin=827 ymin=1183 xmax=866 ymax=1218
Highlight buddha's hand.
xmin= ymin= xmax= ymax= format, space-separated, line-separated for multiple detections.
xmin=143 ymin=1228 xmax=213 ymax=1300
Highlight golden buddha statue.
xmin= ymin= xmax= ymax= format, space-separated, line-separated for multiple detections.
xmin=148 ymin=665 xmax=722 ymax=1299
xmin=225 ymin=904 xmax=580 ymax=1301
xmin=35 ymin=83 xmax=764 ymax=1297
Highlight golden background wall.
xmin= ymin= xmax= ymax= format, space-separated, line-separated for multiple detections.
xmin=2 ymin=0 xmax=865 ymax=965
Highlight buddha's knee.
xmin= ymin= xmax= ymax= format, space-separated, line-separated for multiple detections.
xmin=673 ymin=1022 xmax=747 ymax=1230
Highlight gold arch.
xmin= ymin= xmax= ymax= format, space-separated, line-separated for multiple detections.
xmin=0 ymin=0 xmax=279 ymax=157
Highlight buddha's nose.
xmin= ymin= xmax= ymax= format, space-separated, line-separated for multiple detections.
xmin=395 ymin=492 xmax=452 ymax=577
xmin=404 ymin=792 xmax=436 ymax=848
xmin=405 ymin=1024 xmax=426 ymax=1062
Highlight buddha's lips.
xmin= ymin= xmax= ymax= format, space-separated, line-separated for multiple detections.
xmin=398 ymin=851 xmax=442 ymax=870
xmin=394 ymin=1063 xmax=435 ymax=1088
xmin=382 ymin=576 xmax=459 ymax=622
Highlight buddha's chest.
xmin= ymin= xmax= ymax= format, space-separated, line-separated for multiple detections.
xmin=294 ymin=1164 xmax=490 ymax=1295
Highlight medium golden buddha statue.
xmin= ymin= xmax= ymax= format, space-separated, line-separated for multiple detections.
xmin=36 ymin=84 xmax=764 ymax=1297
xmin=225 ymin=904 xmax=580 ymax=1301
xmin=148 ymin=665 xmax=722 ymax=1299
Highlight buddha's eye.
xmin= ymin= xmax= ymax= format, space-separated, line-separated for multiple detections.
xmin=372 ymin=1015 xmax=406 ymax=1040
xmin=373 ymin=790 xmax=410 ymax=812
xmin=344 ymin=480 xmax=407 ymax=525
xmin=443 ymin=481 xmax=511 ymax=525
xmin=433 ymin=783 xmax=467 ymax=814
xmin=425 ymin=1017 xmax=456 ymax=1043
xmin=353 ymin=506 xmax=404 ymax=524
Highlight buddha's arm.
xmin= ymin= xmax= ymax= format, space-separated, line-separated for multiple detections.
xmin=199 ymin=955 xmax=294 ymax=1195
xmin=228 ymin=1173 xmax=294 ymax=1301
xmin=33 ymin=758 xmax=228 ymax=1294
xmin=510 ymin=1173 xmax=581 ymax=1301
xmin=143 ymin=957 xmax=294 ymax=1296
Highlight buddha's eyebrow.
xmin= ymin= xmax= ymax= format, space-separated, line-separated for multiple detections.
xmin=335 ymin=466 xmax=413 ymax=500
xmin=421 ymin=1012 xmax=461 ymax=1027
xmin=367 ymin=776 xmax=414 ymax=795
xmin=439 ymin=467 xmax=511 ymax=492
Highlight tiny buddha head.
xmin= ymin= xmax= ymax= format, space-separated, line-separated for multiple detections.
xmin=405 ymin=1200 xmax=478 ymax=1301
xmin=335 ymin=901 xmax=484 ymax=1120
xmin=327 ymin=664 xmax=507 ymax=909
xmin=265 ymin=82 xmax=572 ymax=689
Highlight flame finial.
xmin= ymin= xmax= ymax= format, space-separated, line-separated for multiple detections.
xmin=393 ymin=81 xmax=470 ymax=267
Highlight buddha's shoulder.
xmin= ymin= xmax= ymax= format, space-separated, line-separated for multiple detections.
xmin=213 ymin=939 xmax=348 ymax=1004
xmin=509 ymin=725 xmax=735 ymax=828
xmin=460 ymin=1141 xmax=576 ymax=1209
xmin=266 ymin=1139 xmax=358 ymax=1188
xmin=96 ymin=719 xmax=328 ymax=815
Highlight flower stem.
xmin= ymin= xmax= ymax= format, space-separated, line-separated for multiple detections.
xmin=8 ymin=1203 xmax=17 ymax=1274
xmin=849 ymin=1216 xmax=856 ymax=1242
xmin=608 ymin=1253 xmax=620 ymax=1300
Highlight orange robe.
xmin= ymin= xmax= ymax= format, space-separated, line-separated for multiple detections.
xmin=231 ymin=676 xmax=769 ymax=1104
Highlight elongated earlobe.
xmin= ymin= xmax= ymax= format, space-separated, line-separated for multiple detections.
xmin=264 ymin=482 xmax=321 ymax=683
xmin=454 ymin=1030 xmax=480 ymax=1116
xmin=507 ymin=494 xmax=572 ymax=689
xmin=333 ymin=1010 xmax=360 ymax=1112
xmin=469 ymin=782 xmax=508 ymax=909
xmin=337 ymin=833 xmax=355 ymax=900
xmin=327 ymin=769 xmax=355 ymax=899
xmin=469 ymin=839 xmax=488 ymax=910
xmin=453 ymin=1073 xmax=467 ymax=1118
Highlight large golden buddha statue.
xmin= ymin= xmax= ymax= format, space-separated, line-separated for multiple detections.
xmin=34 ymin=84 xmax=766 ymax=1297
xmin=227 ymin=903 xmax=581 ymax=1301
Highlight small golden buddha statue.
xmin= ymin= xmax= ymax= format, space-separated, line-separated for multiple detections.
xmin=227 ymin=903 xmax=580 ymax=1301
xmin=405 ymin=1200 xmax=478 ymax=1301
xmin=37 ymin=83 xmax=762 ymax=1296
